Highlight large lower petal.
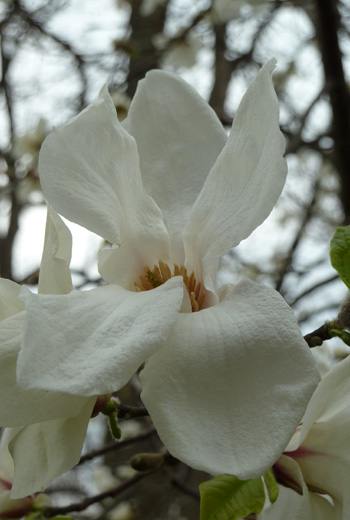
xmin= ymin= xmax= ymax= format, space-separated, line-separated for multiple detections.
xmin=140 ymin=280 xmax=319 ymax=479
xmin=38 ymin=87 xmax=169 ymax=270
xmin=18 ymin=278 xmax=185 ymax=396
xmin=183 ymin=60 xmax=287 ymax=292
xmin=9 ymin=397 xmax=95 ymax=498
xmin=0 ymin=313 xmax=91 ymax=427
xmin=124 ymin=70 xmax=227 ymax=261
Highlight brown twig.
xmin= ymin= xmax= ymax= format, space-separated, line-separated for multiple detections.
xmin=43 ymin=471 xmax=152 ymax=517
xmin=78 ymin=429 xmax=156 ymax=465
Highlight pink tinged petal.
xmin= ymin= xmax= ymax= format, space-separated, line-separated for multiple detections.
xmin=140 ymin=280 xmax=319 ymax=479
xmin=38 ymin=87 xmax=169 ymax=268
xmin=277 ymin=345 xmax=350 ymax=513
xmin=0 ymin=280 xmax=24 ymax=320
xmin=0 ymin=313 xmax=92 ymax=427
xmin=9 ymin=397 xmax=95 ymax=498
xmin=38 ymin=207 xmax=73 ymax=295
xmin=183 ymin=59 xmax=287 ymax=291
xmin=0 ymin=490 xmax=34 ymax=518
xmin=124 ymin=70 xmax=227 ymax=262
xmin=259 ymin=456 xmax=336 ymax=520
xmin=18 ymin=277 xmax=185 ymax=396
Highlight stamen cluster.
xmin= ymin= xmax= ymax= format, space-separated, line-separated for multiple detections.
xmin=134 ymin=260 xmax=206 ymax=312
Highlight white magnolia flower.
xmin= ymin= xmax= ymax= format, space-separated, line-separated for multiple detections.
xmin=0 ymin=209 xmax=96 ymax=498
xmin=260 ymin=355 xmax=350 ymax=519
xmin=17 ymin=60 xmax=319 ymax=481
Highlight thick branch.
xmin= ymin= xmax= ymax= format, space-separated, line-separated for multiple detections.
xmin=314 ymin=0 xmax=350 ymax=222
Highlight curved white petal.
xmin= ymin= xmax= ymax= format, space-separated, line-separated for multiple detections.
xmin=140 ymin=280 xmax=319 ymax=478
xmin=18 ymin=278 xmax=185 ymax=396
xmin=38 ymin=87 xmax=169 ymax=270
xmin=0 ymin=428 xmax=17 ymax=481
xmin=0 ymin=490 xmax=33 ymax=518
xmin=124 ymin=70 xmax=227 ymax=261
xmin=297 ymin=355 xmax=350 ymax=447
xmin=9 ymin=397 xmax=95 ymax=498
xmin=285 ymin=358 xmax=350 ymax=515
xmin=0 ymin=279 xmax=24 ymax=320
xmin=38 ymin=207 xmax=73 ymax=295
xmin=259 ymin=456 xmax=336 ymax=520
xmin=183 ymin=60 xmax=287 ymax=291
xmin=0 ymin=313 xmax=92 ymax=427
xmin=294 ymin=425 xmax=349 ymax=515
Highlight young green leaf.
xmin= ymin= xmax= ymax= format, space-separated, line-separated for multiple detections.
xmin=263 ymin=469 xmax=279 ymax=504
xmin=330 ymin=226 xmax=350 ymax=289
xmin=199 ymin=474 xmax=266 ymax=520
xmin=329 ymin=328 xmax=350 ymax=346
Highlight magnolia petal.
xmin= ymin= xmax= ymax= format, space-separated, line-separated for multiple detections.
xmin=294 ymin=426 xmax=349 ymax=515
xmin=140 ymin=280 xmax=319 ymax=479
xmin=18 ymin=278 xmax=185 ymax=395
xmin=0 ymin=490 xmax=34 ymax=518
xmin=38 ymin=207 xmax=73 ymax=295
xmin=259 ymin=456 xmax=336 ymax=520
xmin=286 ymin=359 xmax=350 ymax=514
xmin=0 ymin=279 xmax=24 ymax=320
xmin=297 ymin=354 xmax=350 ymax=447
xmin=0 ymin=428 xmax=18 ymax=481
xmin=124 ymin=70 xmax=227 ymax=261
xmin=9 ymin=397 xmax=95 ymax=498
xmin=183 ymin=60 xmax=287 ymax=291
xmin=38 ymin=87 xmax=169 ymax=268
xmin=0 ymin=313 xmax=91 ymax=427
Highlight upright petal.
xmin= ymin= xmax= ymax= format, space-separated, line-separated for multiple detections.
xmin=0 ymin=279 xmax=24 ymax=320
xmin=38 ymin=207 xmax=73 ymax=295
xmin=38 ymin=87 xmax=169 ymax=270
xmin=141 ymin=280 xmax=319 ymax=479
xmin=124 ymin=70 xmax=227 ymax=261
xmin=183 ymin=60 xmax=287 ymax=291
xmin=18 ymin=278 xmax=185 ymax=396
xmin=9 ymin=397 xmax=95 ymax=498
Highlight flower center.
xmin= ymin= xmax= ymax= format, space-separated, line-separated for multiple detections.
xmin=134 ymin=260 xmax=206 ymax=312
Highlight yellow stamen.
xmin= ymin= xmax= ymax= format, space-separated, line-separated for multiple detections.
xmin=135 ymin=261 xmax=206 ymax=312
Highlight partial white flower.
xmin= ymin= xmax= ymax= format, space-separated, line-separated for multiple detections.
xmin=211 ymin=0 xmax=270 ymax=23
xmin=0 ymin=208 xmax=96 ymax=498
xmin=161 ymin=33 xmax=201 ymax=70
xmin=261 ymin=355 xmax=350 ymax=519
xmin=140 ymin=0 xmax=166 ymax=17
xmin=17 ymin=60 xmax=319 ymax=481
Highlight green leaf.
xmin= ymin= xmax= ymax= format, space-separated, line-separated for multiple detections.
xmin=263 ymin=469 xmax=279 ymax=504
xmin=49 ymin=517 xmax=74 ymax=520
xmin=199 ymin=474 xmax=266 ymax=520
xmin=330 ymin=226 xmax=350 ymax=289
xmin=329 ymin=328 xmax=350 ymax=346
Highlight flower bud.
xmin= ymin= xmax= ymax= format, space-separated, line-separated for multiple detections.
xmin=130 ymin=452 xmax=165 ymax=472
